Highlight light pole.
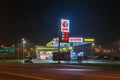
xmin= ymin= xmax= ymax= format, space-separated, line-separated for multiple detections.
xmin=22 ymin=38 xmax=26 ymax=60
xmin=18 ymin=38 xmax=26 ymax=62
xmin=91 ymin=43 xmax=95 ymax=59
xmin=58 ymin=19 xmax=60 ymax=63
xmin=1 ymin=45 xmax=5 ymax=63
xmin=18 ymin=40 xmax=20 ymax=62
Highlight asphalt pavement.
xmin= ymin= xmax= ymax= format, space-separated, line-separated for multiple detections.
xmin=0 ymin=63 xmax=120 ymax=80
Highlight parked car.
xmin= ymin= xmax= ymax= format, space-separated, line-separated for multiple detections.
xmin=94 ymin=56 xmax=110 ymax=60
xmin=110 ymin=56 xmax=120 ymax=61
xmin=24 ymin=57 xmax=33 ymax=63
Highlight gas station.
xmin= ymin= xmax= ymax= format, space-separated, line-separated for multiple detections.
xmin=35 ymin=19 xmax=95 ymax=61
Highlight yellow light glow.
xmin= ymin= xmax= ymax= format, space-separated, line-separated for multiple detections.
xmin=30 ymin=48 xmax=34 ymax=51
xmin=68 ymin=46 xmax=73 ymax=50
xmin=84 ymin=38 xmax=95 ymax=42
xmin=60 ymin=48 xmax=62 ymax=51
xmin=36 ymin=47 xmax=57 ymax=50
xmin=46 ymin=40 xmax=53 ymax=47
xmin=63 ymin=48 xmax=66 ymax=51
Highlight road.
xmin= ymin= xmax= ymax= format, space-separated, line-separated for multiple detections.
xmin=0 ymin=63 xmax=120 ymax=80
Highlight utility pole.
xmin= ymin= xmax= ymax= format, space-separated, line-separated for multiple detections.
xmin=58 ymin=24 xmax=61 ymax=64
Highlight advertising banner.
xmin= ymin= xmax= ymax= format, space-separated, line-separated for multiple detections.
xmin=69 ymin=37 xmax=83 ymax=42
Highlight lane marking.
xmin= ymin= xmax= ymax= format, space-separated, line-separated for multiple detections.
xmin=0 ymin=71 xmax=51 ymax=80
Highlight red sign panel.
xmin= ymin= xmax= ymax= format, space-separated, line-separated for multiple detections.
xmin=61 ymin=32 xmax=69 ymax=42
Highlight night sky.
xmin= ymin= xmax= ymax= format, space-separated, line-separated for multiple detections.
xmin=0 ymin=0 xmax=120 ymax=47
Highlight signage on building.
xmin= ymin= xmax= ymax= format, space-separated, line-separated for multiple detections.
xmin=61 ymin=19 xmax=70 ymax=32
xmin=84 ymin=38 xmax=95 ymax=42
xmin=36 ymin=46 xmax=58 ymax=51
xmin=69 ymin=37 xmax=83 ymax=42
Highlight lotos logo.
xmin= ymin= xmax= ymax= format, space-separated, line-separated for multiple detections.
xmin=61 ymin=19 xmax=69 ymax=32
xmin=62 ymin=21 xmax=69 ymax=28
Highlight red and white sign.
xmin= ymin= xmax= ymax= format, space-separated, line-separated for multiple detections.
xmin=69 ymin=37 xmax=83 ymax=42
xmin=61 ymin=19 xmax=69 ymax=32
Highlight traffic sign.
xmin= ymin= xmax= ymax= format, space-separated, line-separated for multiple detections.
xmin=0 ymin=47 xmax=15 ymax=54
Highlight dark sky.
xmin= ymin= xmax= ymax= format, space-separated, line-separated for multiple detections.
xmin=0 ymin=0 xmax=120 ymax=47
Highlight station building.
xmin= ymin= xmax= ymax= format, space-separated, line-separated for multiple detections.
xmin=36 ymin=37 xmax=95 ymax=60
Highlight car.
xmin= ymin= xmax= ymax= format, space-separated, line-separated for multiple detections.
xmin=24 ymin=59 xmax=33 ymax=63
xmin=111 ymin=56 xmax=120 ymax=61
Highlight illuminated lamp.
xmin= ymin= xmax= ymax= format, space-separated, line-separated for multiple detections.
xmin=68 ymin=46 xmax=73 ymax=50
xmin=63 ymin=48 xmax=67 ymax=51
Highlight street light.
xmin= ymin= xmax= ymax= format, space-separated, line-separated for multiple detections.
xmin=22 ymin=38 xmax=26 ymax=59
xmin=18 ymin=40 xmax=20 ymax=62
xmin=91 ymin=43 xmax=95 ymax=59
xmin=1 ymin=45 xmax=4 ymax=47
xmin=18 ymin=38 xmax=26 ymax=62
